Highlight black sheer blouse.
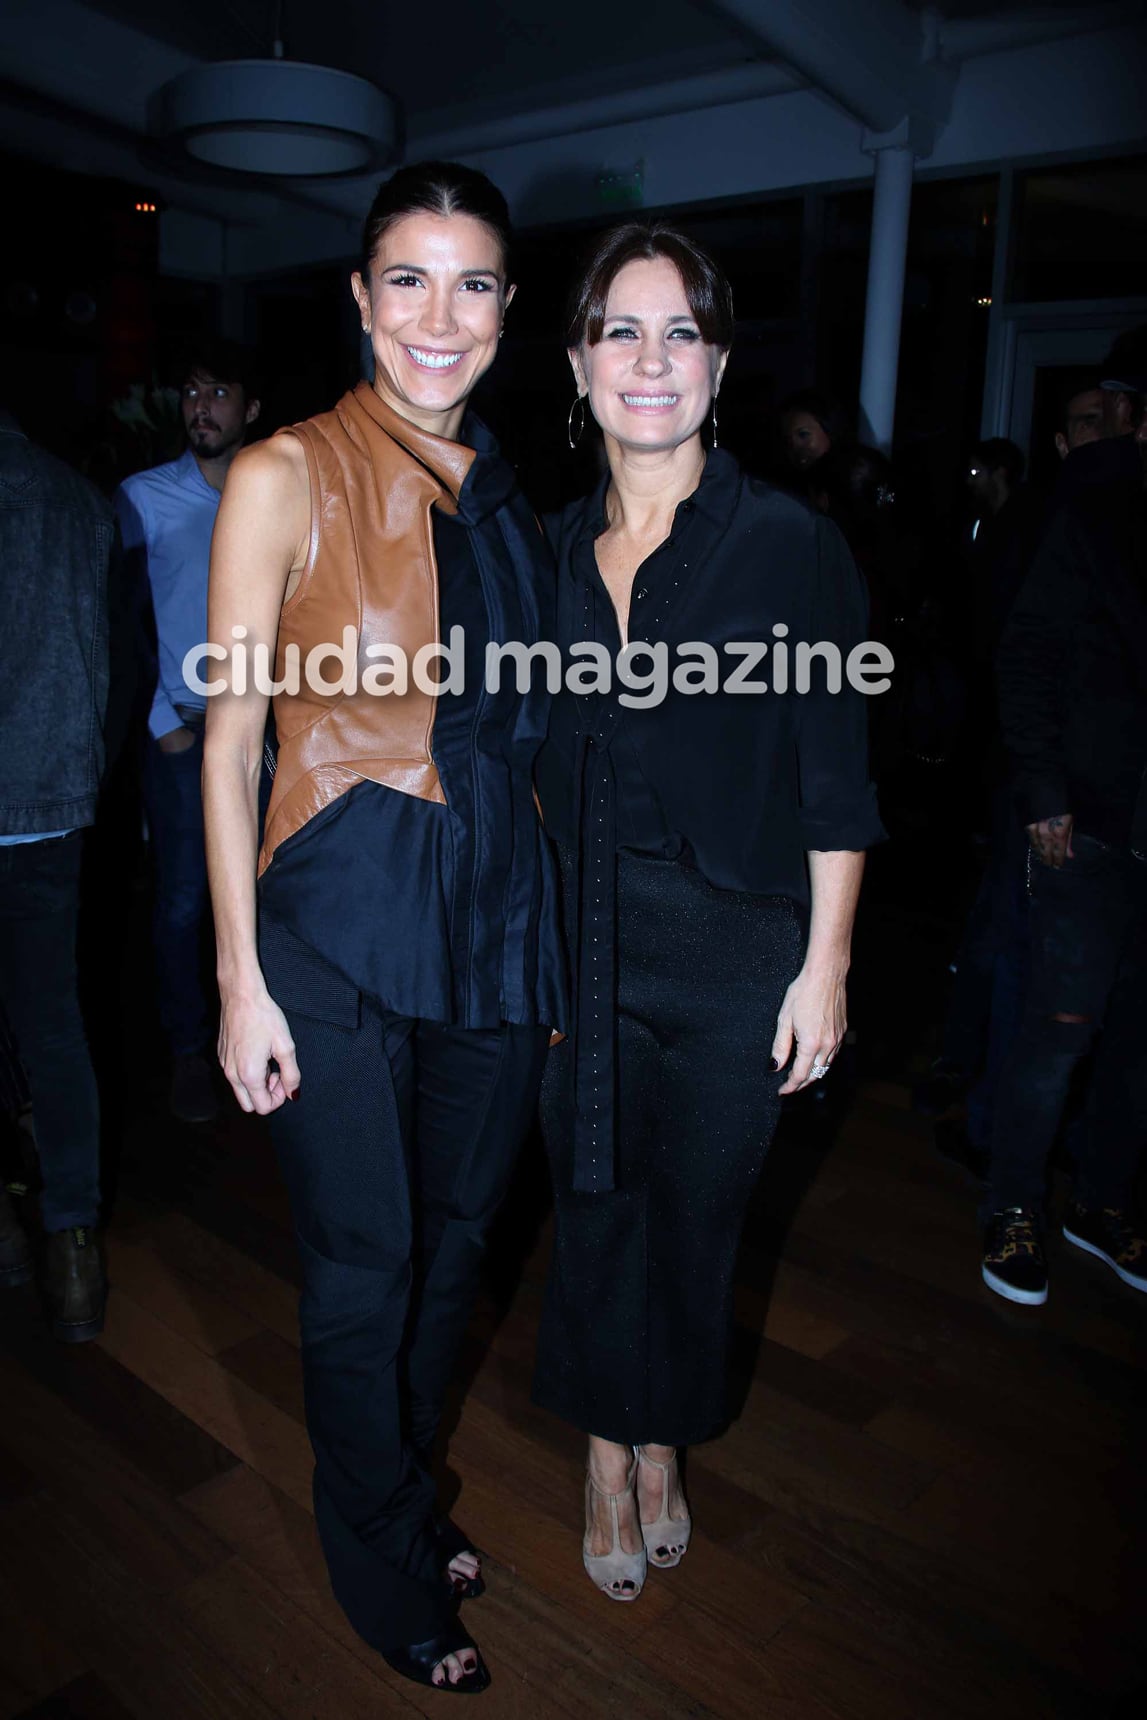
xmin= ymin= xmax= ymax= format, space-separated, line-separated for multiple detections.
xmin=538 ymin=447 xmax=885 ymax=899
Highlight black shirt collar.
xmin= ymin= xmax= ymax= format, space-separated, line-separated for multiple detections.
xmin=454 ymin=413 xmax=518 ymax=526
xmin=577 ymin=445 xmax=740 ymax=541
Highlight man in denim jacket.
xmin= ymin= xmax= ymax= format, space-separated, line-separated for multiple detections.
xmin=0 ymin=410 xmax=119 ymax=1340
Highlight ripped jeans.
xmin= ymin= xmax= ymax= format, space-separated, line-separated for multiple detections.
xmin=987 ymin=832 xmax=1147 ymax=1215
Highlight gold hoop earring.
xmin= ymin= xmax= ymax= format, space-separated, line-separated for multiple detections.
xmin=711 ymin=396 xmax=719 ymax=449
xmin=568 ymin=394 xmax=587 ymax=450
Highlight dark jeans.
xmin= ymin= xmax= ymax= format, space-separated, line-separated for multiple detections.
xmin=0 ymin=833 xmax=101 ymax=1230
xmin=262 ymin=921 xmax=548 ymax=1652
xmin=942 ymin=789 xmax=1029 ymax=1148
xmin=143 ymin=727 xmax=212 ymax=1056
xmin=988 ymin=833 xmax=1147 ymax=1214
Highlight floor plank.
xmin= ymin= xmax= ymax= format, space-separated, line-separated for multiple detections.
xmin=0 ymin=1564 xmax=88 ymax=1720
xmin=0 ymin=1494 xmax=276 ymax=1720
xmin=8 ymin=1672 xmax=141 ymax=1720
xmin=2 ymin=1016 xmax=1142 ymax=1717
xmin=94 ymin=1290 xmax=314 ymax=1511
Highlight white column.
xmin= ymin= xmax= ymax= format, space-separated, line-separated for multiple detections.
xmin=979 ymin=163 xmax=1015 ymax=439
xmin=858 ymin=141 xmax=915 ymax=454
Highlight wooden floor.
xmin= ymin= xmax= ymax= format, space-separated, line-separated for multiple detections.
xmin=1 ymin=1058 xmax=1145 ymax=1718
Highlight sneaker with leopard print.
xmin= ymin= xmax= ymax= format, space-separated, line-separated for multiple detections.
xmin=1062 ymin=1204 xmax=1147 ymax=1294
xmin=982 ymin=1207 xmax=1048 ymax=1305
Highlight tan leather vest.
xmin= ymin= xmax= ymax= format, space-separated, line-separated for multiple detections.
xmin=258 ymin=382 xmax=476 ymax=875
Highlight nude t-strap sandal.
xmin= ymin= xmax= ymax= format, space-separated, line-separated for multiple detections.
xmin=583 ymin=1449 xmax=647 ymax=1600
xmin=637 ymin=1446 xmax=692 ymax=1568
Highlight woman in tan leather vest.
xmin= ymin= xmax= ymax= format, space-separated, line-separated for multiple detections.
xmin=202 ymin=163 xmax=565 ymax=1695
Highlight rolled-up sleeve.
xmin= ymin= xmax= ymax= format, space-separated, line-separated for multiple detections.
xmin=795 ymin=517 xmax=886 ymax=852
xmin=115 ymin=481 xmax=180 ymax=740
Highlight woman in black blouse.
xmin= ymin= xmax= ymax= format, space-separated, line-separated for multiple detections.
xmin=533 ymin=224 xmax=884 ymax=1601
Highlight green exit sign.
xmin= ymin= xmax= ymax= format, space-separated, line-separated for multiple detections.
xmin=596 ymin=162 xmax=644 ymax=209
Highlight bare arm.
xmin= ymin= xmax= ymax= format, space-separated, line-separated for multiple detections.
xmin=772 ymin=849 xmax=865 ymax=1094
xmin=203 ymin=436 xmax=309 ymax=1114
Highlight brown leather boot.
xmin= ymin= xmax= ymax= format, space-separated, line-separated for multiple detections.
xmin=42 ymin=1225 xmax=107 ymax=1342
xmin=0 ymin=1184 xmax=33 ymax=1288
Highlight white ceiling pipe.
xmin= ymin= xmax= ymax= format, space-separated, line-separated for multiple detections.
xmin=408 ymin=61 xmax=803 ymax=159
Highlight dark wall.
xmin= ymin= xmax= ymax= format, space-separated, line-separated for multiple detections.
xmin=17 ymin=150 xmax=1134 ymax=517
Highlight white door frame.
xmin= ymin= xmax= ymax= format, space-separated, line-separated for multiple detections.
xmin=982 ymin=298 xmax=1147 ymax=456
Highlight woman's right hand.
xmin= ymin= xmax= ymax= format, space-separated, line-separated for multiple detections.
xmin=218 ymin=984 xmax=301 ymax=1115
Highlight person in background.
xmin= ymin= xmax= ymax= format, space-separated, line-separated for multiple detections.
xmin=964 ymin=438 xmax=1053 ymax=646
xmin=116 ymin=342 xmax=261 ymax=1123
xmin=918 ymin=402 xmax=1108 ymax=1151
xmin=534 ymin=223 xmax=882 ymax=1604
xmin=808 ymin=443 xmax=903 ymax=639
xmin=966 ymin=437 xmax=1024 ymax=530
xmin=0 ymin=411 xmax=122 ymax=1341
xmin=980 ymin=331 xmax=1147 ymax=1305
xmin=1054 ymin=386 xmax=1104 ymax=462
xmin=778 ymin=387 xmax=853 ymax=479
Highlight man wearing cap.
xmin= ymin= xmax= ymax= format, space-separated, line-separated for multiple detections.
xmin=980 ymin=327 xmax=1147 ymax=1306
xmin=1054 ymin=386 xmax=1104 ymax=463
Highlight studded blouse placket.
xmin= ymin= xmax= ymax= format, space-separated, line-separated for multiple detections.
xmin=569 ymin=502 xmax=696 ymax=1194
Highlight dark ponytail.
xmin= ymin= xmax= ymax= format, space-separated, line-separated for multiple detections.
xmin=360 ymin=161 xmax=513 ymax=281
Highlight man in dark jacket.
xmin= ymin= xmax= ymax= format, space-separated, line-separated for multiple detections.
xmin=0 ymin=411 xmax=120 ymax=1340
xmin=981 ymin=352 xmax=1147 ymax=1306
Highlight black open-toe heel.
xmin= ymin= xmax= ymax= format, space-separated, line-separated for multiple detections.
xmin=381 ymin=1618 xmax=491 ymax=1693
xmin=434 ymin=1515 xmax=486 ymax=1600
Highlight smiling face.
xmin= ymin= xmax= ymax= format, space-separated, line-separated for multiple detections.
xmin=571 ymin=256 xmax=726 ymax=459
xmin=351 ymin=211 xmax=512 ymax=440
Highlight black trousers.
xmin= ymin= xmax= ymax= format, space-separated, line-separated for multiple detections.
xmin=0 ymin=833 xmax=101 ymax=1231
xmin=988 ymin=834 xmax=1147 ymax=1213
xmin=262 ymin=922 xmax=548 ymax=1652
xmin=534 ymin=852 xmax=803 ymax=1448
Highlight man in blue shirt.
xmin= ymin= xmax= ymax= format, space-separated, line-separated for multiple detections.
xmin=116 ymin=343 xmax=260 ymax=1122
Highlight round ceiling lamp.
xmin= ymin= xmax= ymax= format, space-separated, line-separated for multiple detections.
xmin=151 ymin=4 xmax=398 ymax=179
xmin=152 ymin=59 xmax=398 ymax=178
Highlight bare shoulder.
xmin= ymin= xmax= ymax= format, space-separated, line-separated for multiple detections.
xmin=218 ymin=435 xmax=310 ymax=559
xmin=224 ymin=434 xmax=308 ymax=505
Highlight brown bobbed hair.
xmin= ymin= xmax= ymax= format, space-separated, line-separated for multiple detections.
xmin=566 ymin=221 xmax=734 ymax=352
xmin=360 ymin=160 xmax=513 ymax=283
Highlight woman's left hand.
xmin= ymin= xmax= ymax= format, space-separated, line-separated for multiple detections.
xmin=771 ymin=964 xmax=847 ymax=1095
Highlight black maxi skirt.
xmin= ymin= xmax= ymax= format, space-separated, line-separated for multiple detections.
xmin=534 ymin=849 xmax=804 ymax=1448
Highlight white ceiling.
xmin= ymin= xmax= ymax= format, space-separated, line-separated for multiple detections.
xmin=0 ymin=0 xmax=1141 ymax=270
